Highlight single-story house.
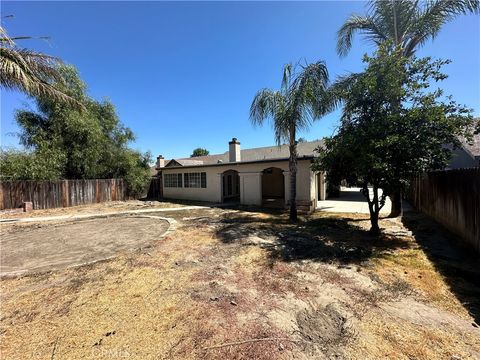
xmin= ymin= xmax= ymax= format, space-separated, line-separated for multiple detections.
xmin=154 ymin=138 xmax=326 ymax=211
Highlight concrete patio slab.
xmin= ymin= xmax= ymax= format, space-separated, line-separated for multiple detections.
xmin=317 ymin=187 xmax=393 ymax=214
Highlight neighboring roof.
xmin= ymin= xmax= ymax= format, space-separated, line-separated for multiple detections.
xmin=445 ymin=131 xmax=480 ymax=169
xmin=172 ymin=140 xmax=324 ymax=166
xmin=165 ymin=159 xmax=204 ymax=167
xmin=460 ymin=132 xmax=480 ymax=159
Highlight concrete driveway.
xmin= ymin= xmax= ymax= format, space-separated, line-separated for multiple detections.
xmin=317 ymin=187 xmax=392 ymax=214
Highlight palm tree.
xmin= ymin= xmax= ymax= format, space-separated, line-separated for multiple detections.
xmin=337 ymin=0 xmax=479 ymax=58
xmin=336 ymin=0 xmax=479 ymax=217
xmin=250 ymin=61 xmax=331 ymax=221
xmin=0 ymin=23 xmax=81 ymax=107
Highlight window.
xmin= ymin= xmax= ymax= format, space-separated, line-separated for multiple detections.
xmin=164 ymin=173 xmax=182 ymax=188
xmin=184 ymin=172 xmax=207 ymax=188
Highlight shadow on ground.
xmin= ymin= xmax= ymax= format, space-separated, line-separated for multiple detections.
xmin=402 ymin=211 xmax=480 ymax=325
xmin=214 ymin=209 xmax=480 ymax=325
xmin=215 ymin=211 xmax=411 ymax=265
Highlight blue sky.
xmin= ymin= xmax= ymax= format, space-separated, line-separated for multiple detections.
xmin=1 ymin=1 xmax=479 ymax=160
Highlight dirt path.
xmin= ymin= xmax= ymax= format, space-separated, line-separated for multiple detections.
xmin=0 ymin=214 xmax=171 ymax=277
xmin=0 ymin=205 xmax=207 ymax=224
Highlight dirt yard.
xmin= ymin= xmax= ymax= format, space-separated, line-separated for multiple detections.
xmin=1 ymin=215 xmax=171 ymax=276
xmin=0 ymin=205 xmax=479 ymax=359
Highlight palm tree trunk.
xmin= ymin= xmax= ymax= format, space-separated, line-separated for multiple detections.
xmin=392 ymin=0 xmax=399 ymax=45
xmin=289 ymin=127 xmax=298 ymax=222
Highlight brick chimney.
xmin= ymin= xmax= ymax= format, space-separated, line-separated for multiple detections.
xmin=156 ymin=155 xmax=165 ymax=169
xmin=229 ymin=138 xmax=241 ymax=162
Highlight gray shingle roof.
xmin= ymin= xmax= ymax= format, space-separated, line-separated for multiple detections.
xmin=173 ymin=140 xmax=324 ymax=165
xmin=165 ymin=159 xmax=205 ymax=167
xmin=461 ymin=132 xmax=480 ymax=158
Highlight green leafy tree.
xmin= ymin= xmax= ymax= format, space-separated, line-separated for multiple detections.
xmin=190 ymin=148 xmax=209 ymax=157
xmin=0 ymin=147 xmax=65 ymax=180
xmin=7 ymin=65 xmax=152 ymax=196
xmin=337 ymin=0 xmax=479 ymax=58
xmin=0 ymin=22 xmax=82 ymax=108
xmin=313 ymin=46 xmax=473 ymax=233
xmin=337 ymin=0 xmax=479 ymax=216
xmin=250 ymin=61 xmax=332 ymax=221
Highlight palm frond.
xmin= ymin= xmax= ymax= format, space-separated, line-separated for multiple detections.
xmin=0 ymin=47 xmax=83 ymax=109
xmin=337 ymin=14 xmax=387 ymax=57
xmin=281 ymin=63 xmax=292 ymax=93
xmin=290 ymin=61 xmax=331 ymax=121
xmin=339 ymin=0 xmax=479 ymax=57
xmin=0 ymin=26 xmax=84 ymax=110
xmin=249 ymin=89 xmax=284 ymax=125
xmin=327 ymin=72 xmax=361 ymax=111
xmin=405 ymin=0 xmax=480 ymax=56
xmin=273 ymin=113 xmax=290 ymax=146
xmin=251 ymin=60 xmax=334 ymax=146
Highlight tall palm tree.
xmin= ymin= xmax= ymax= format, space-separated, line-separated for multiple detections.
xmin=250 ymin=61 xmax=331 ymax=221
xmin=0 ymin=23 xmax=81 ymax=107
xmin=336 ymin=0 xmax=479 ymax=217
xmin=337 ymin=0 xmax=479 ymax=58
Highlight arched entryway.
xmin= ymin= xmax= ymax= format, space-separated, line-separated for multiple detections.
xmin=222 ymin=170 xmax=240 ymax=203
xmin=262 ymin=167 xmax=285 ymax=208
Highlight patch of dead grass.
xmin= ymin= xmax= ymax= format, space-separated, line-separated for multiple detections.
xmin=348 ymin=310 xmax=480 ymax=360
xmin=372 ymin=246 xmax=469 ymax=318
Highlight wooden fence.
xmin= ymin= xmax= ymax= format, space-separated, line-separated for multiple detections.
xmin=410 ymin=168 xmax=480 ymax=252
xmin=0 ymin=179 xmax=130 ymax=210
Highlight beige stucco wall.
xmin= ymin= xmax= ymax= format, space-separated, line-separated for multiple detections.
xmin=162 ymin=167 xmax=223 ymax=203
xmin=161 ymin=159 xmax=319 ymax=206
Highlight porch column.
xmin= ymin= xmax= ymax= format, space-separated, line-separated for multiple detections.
xmin=319 ymin=171 xmax=327 ymax=201
xmin=217 ymin=173 xmax=223 ymax=203
xmin=283 ymin=171 xmax=290 ymax=206
xmin=238 ymin=171 xmax=262 ymax=206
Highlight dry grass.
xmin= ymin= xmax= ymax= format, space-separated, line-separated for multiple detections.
xmin=1 ymin=207 xmax=479 ymax=359
xmin=373 ymin=248 xmax=469 ymax=317
xmin=349 ymin=310 xmax=480 ymax=360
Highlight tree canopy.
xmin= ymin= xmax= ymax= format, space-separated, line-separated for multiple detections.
xmin=1 ymin=65 xmax=152 ymax=196
xmin=313 ymin=46 xmax=474 ymax=233
xmin=190 ymin=148 xmax=210 ymax=157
